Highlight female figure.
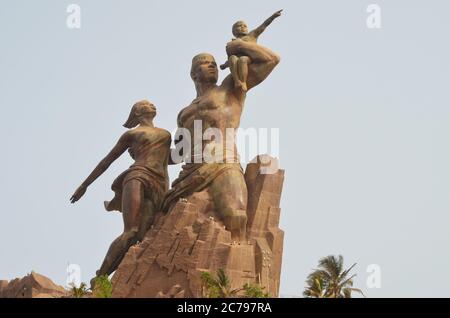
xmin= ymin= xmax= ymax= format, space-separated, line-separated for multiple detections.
xmin=70 ymin=100 xmax=172 ymax=284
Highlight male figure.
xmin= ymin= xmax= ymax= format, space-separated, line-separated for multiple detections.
xmin=162 ymin=39 xmax=280 ymax=241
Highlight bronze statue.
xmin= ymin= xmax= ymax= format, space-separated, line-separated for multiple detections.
xmin=162 ymin=11 xmax=282 ymax=241
xmin=220 ymin=9 xmax=282 ymax=91
xmin=70 ymin=100 xmax=172 ymax=284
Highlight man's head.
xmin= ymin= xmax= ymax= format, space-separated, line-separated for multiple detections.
xmin=190 ymin=53 xmax=218 ymax=84
xmin=232 ymin=21 xmax=248 ymax=37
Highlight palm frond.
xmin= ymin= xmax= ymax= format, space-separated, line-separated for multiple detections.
xmin=318 ymin=255 xmax=343 ymax=279
xmin=338 ymin=262 xmax=357 ymax=283
xmin=217 ymin=269 xmax=230 ymax=289
xmin=348 ymin=287 xmax=365 ymax=297
xmin=339 ymin=274 xmax=357 ymax=288
xmin=305 ymin=255 xmax=364 ymax=298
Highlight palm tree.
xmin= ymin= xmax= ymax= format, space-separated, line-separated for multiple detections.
xmin=70 ymin=282 xmax=89 ymax=298
xmin=303 ymin=255 xmax=364 ymax=298
xmin=201 ymin=269 xmax=241 ymax=298
xmin=242 ymin=283 xmax=269 ymax=298
xmin=303 ymin=275 xmax=325 ymax=298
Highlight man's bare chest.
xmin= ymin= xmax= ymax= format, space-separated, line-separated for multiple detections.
xmin=179 ymin=93 xmax=239 ymax=128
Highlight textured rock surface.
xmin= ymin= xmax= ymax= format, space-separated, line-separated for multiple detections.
xmin=0 ymin=271 xmax=68 ymax=298
xmin=111 ymin=155 xmax=285 ymax=298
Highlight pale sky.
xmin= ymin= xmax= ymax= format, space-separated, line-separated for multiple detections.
xmin=1 ymin=0 xmax=450 ymax=297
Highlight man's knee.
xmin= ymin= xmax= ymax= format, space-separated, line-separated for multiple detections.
xmin=214 ymin=194 xmax=247 ymax=219
xmin=211 ymin=171 xmax=247 ymax=211
xmin=227 ymin=196 xmax=247 ymax=212
xmin=223 ymin=209 xmax=247 ymax=241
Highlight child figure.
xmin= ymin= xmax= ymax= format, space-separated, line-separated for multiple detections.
xmin=220 ymin=9 xmax=282 ymax=91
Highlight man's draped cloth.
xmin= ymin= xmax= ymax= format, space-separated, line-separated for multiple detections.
xmin=161 ymin=162 xmax=244 ymax=213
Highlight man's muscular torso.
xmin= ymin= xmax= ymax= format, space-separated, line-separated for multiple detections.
xmin=177 ymin=83 xmax=245 ymax=163
xmin=166 ymin=45 xmax=279 ymax=240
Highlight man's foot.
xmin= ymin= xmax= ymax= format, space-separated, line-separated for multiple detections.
xmin=224 ymin=210 xmax=248 ymax=242
xmin=231 ymin=227 xmax=247 ymax=242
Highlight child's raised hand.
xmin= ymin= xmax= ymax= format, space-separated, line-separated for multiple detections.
xmin=273 ymin=9 xmax=283 ymax=17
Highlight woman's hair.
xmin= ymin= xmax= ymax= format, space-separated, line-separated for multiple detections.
xmin=123 ymin=100 xmax=156 ymax=128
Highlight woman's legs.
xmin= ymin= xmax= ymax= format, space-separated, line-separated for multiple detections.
xmin=96 ymin=180 xmax=145 ymax=280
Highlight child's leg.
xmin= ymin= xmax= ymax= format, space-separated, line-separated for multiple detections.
xmin=229 ymin=55 xmax=244 ymax=90
xmin=237 ymin=56 xmax=251 ymax=92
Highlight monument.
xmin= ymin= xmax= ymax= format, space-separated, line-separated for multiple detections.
xmin=71 ymin=10 xmax=285 ymax=297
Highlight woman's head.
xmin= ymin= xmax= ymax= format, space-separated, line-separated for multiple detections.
xmin=123 ymin=100 xmax=157 ymax=128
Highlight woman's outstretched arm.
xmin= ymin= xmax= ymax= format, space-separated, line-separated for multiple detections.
xmin=70 ymin=131 xmax=131 ymax=203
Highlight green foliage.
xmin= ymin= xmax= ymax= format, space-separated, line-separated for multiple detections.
xmin=201 ymin=271 xmax=221 ymax=298
xmin=200 ymin=269 xmax=241 ymax=298
xmin=242 ymin=283 xmax=269 ymax=298
xmin=303 ymin=276 xmax=326 ymax=298
xmin=303 ymin=255 xmax=365 ymax=298
xmin=70 ymin=282 xmax=89 ymax=298
xmin=92 ymin=275 xmax=113 ymax=298
xmin=201 ymin=269 xmax=270 ymax=298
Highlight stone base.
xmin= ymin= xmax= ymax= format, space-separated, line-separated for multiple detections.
xmin=0 ymin=271 xmax=68 ymax=298
xmin=111 ymin=155 xmax=285 ymax=298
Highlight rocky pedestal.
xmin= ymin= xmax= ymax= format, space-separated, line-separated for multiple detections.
xmin=0 ymin=271 xmax=68 ymax=298
xmin=111 ymin=155 xmax=285 ymax=298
